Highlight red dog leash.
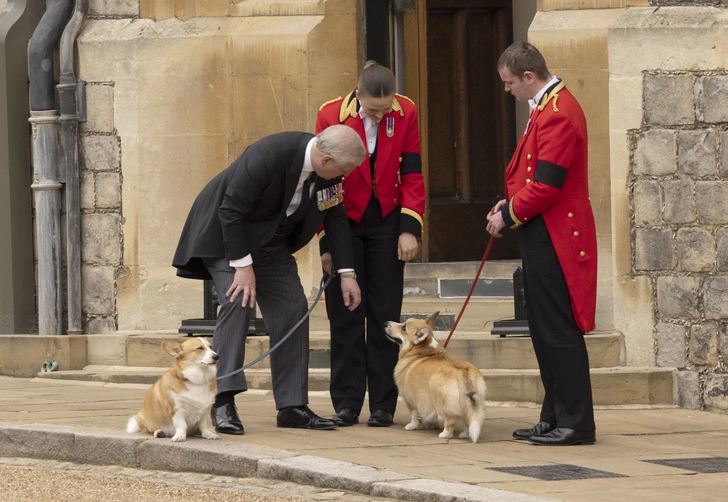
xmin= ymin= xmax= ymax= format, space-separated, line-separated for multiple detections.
xmin=442 ymin=235 xmax=495 ymax=348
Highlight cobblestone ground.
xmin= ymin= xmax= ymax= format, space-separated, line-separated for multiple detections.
xmin=0 ymin=457 xmax=400 ymax=502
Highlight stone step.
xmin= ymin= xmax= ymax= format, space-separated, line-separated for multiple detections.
xmin=117 ymin=332 xmax=624 ymax=370
xmin=309 ymin=297 xmax=516 ymax=332
xmin=35 ymin=365 xmax=677 ymax=407
xmin=404 ymin=260 xmax=520 ymax=279
xmin=403 ymin=260 xmax=521 ymax=299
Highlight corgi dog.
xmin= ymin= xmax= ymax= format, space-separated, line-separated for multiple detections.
xmin=126 ymin=337 xmax=220 ymax=442
xmin=385 ymin=312 xmax=487 ymax=443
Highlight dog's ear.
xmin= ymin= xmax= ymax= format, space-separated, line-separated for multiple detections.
xmin=162 ymin=341 xmax=183 ymax=356
xmin=427 ymin=311 xmax=440 ymax=327
xmin=414 ymin=327 xmax=430 ymax=344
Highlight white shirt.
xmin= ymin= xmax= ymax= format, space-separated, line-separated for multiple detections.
xmin=359 ymin=106 xmax=378 ymax=155
xmin=528 ymin=75 xmax=560 ymax=111
xmin=524 ymin=76 xmax=560 ymax=135
xmin=230 ymin=138 xmax=316 ymax=268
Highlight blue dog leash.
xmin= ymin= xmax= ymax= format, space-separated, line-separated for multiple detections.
xmin=217 ymin=273 xmax=333 ymax=381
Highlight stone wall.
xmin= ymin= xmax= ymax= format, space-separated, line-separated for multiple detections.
xmin=79 ymin=83 xmax=123 ymax=333
xmin=75 ymin=0 xmax=360 ymax=332
xmin=630 ymin=71 xmax=728 ymax=412
xmin=610 ymin=6 xmax=728 ymax=413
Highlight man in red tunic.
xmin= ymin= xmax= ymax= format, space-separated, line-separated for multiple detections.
xmin=487 ymin=41 xmax=597 ymax=446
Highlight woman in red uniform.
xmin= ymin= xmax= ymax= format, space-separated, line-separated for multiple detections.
xmin=316 ymin=62 xmax=426 ymax=427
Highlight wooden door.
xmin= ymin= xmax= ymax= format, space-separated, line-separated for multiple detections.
xmin=426 ymin=0 xmax=518 ymax=261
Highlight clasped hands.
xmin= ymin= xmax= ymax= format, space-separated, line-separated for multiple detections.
xmin=487 ymin=199 xmax=507 ymax=238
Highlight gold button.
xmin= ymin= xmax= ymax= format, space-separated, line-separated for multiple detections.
xmin=526 ymin=179 xmax=531 ymax=183
xmin=579 ymin=251 xmax=585 ymax=257
xmin=573 ymin=231 xmax=579 ymax=237
xmin=524 ymin=217 xmax=528 ymax=221
xmin=567 ymin=212 xmax=574 ymax=218
xmin=527 ymin=154 xmax=532 ymax=160
xmin=342 ymin=176 xmax=346 ymax=181
xmin=394 ymin=199 xmax=398 ymax=203
xmin=399 ymin=157 xmax=403 ymax=162
xmin=395 ymin=183 xmax=398 ymax=187
xmin=527 ymin=167 xmax=532 ymax=172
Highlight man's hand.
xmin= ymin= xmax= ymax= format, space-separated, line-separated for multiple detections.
xmin=340 ymin=277 xmax=361 ymax=311
xmin=486 ymin=199 xmax=507 ymax=238
xmin=227 ymin=265 xmax=256 ymax=308
xmin=398 ymin=232 xmax=419 ymax=262
xmin=321 ymin=252 xmax=334 ymax=275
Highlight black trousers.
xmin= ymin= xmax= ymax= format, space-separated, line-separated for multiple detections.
xmin=519 ymin=215 xmax=595 ymax=431
xmin=327 ymin=197 xmax=404 ymax=415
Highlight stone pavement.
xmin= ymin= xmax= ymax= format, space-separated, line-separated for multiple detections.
xmin=1 ymin=376 xmax=728 ymax=502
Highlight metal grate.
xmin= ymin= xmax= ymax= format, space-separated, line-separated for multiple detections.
xmin=644 ymin=457 xmax=728 ymax=473
xmin=488 ymin=464 xmax=627 ymax=481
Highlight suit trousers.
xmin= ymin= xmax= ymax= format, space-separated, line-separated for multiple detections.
xmin=203 ymin=242 xmax=310 ymax=409
xmin=327 ymin=197 xmax=404 ymax=415
xmin=518 ymin=215 xmax=595 ymax=431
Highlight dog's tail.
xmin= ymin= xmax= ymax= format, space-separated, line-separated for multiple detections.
xmin=461 ymin=370 xmax=487 ymax=444
xmin=126 ymin=415 xmax=140 ymax=434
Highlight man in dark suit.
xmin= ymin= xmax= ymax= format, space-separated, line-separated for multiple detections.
xmin=173 ymin=125 xmax=366 ymax=433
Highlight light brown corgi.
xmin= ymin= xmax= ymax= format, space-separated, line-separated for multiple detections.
xmin=385 ymin=312 xmax=487 ymax=443
xmin=126 ymin=337 xmax=219 ymax=442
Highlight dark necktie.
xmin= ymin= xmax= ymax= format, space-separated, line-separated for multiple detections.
xmin=290 ymin=172 xmax=317 ymax=222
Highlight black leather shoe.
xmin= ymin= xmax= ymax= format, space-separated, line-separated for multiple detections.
xmin=512 ymin=421 xmax=554 ymax=440
xmin=277 ymin=406 xmax=337 ymax=430
xmin=528 ymin=427 xmax=596 ymax=446
xmin=367 ymin=410 xmax=394 ymax=427
xmin=332 ymin=408 xmax=359 ymax=427
xmin=211 ymin=403 xmax=245 ymax=435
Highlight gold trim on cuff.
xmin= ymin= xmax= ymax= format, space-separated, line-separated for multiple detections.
xmin=401 ymin=207 xmax=424 ymax=227
xmin=509 ymin=202 xmax=523 ymax=228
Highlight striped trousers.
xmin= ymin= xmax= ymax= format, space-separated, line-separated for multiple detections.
xmin=203 ymin=242 xmax=310 ymax=409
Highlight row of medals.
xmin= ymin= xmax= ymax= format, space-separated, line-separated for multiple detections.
xmin=317 ymin=182 xmax=345 ymax=211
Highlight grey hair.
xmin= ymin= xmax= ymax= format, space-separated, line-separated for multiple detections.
xmin=316 ymin=125 xmax=366 ymax=169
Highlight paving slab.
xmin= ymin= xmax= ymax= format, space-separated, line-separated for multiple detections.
xmin=1 ymin=376 xmax=728 ymax=502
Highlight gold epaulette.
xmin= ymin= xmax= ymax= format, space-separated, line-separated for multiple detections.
xmin=537 ymin=81 xmax=566 ymax=112
xmin=319 ymin=97 xmax=342 ymax=111
xmin=396 ymin=93 xmax=415 ymax=105
xmin=339 ymin=93 xmax=358 ymax=122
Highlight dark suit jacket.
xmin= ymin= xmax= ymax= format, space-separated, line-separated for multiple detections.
xmin=173 ymin=132 xmax=354 ymax=280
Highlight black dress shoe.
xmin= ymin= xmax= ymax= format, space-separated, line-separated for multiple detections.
xmin=332 ymin=407 xmax=359 ymax=427
xmin=528 ymin=427 xmax=596 ymax=446
xmin=367 ymin=410 xmax=394 ymax=427
xmin=277 ymin=405 xmax=337 ymax=430
xmin=211 ymin=403 xmax=245 ymax=435
xmin=512 ymin=421 xmax=554 ymax=440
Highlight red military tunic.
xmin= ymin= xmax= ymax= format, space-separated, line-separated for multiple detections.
xmin=500 ymin=82 xmax=597 ymax=333
xmin=315 ymin=91 xmax=426 ymax=239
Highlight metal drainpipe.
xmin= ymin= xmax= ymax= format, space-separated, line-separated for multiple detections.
xmin=28 ymin=0 xmax=73 ymax=335
xmin=58 ymin=0 xmax=88 ymax=334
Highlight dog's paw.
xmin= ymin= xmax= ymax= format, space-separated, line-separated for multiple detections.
xmin=202 ymin=429 xmax=219 ymax=440
xmin=438 ymin=430 xmax=454 ymax=439
xmin=404 ymin=422 xmax=420 ymax=430
xmin=153 ymin=430 xmax=165 ymax=438
xmin=458 ymin=430 xmax=470 ymax=439
xmin=170 ymin=433 xmax=187 ymax=442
